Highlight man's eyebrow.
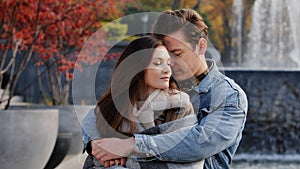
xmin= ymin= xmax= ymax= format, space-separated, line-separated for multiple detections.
xmin=170 ymin=48 xmax=182 ymax=53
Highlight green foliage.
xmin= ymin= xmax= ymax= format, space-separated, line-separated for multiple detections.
xmin=124 ymin=0 xmax=173 ymax=14
xmin=122 ymin=0 xmax=255 ymax=63
xmin=103 ymin=21 xmax=128 ymax=41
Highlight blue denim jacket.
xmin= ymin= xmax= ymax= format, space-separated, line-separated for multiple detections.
xmin=82 ymin=60 xmax=248 ymax=169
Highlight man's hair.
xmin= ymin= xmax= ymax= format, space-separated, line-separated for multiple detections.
xmin=151 ymin=9 xmax=208 ymax=49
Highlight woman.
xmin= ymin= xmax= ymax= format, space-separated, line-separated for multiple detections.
xmin=84 ymin=36 xmax=203 ymax=169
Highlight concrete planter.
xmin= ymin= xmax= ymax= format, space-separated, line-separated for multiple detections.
xmin=0 ymin=109 xmax=59 ymax=169
xmin=46 ymin=105 xmax=94 ymax=169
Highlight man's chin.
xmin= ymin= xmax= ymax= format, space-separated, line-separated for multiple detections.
xmin=173 ymin=75 xmax=185 ymax=82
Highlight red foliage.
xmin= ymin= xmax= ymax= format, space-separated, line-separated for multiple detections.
xmin=1 ymin=0 xmax=135 ymax=79
xmin=0 ymin=0 xmax=137 ymax=105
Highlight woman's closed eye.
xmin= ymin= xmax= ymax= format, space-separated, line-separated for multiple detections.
xmin=152 ymin=61 xmax=172 ymax=67
xmin=153 ymin=61 xmax=162 ymax=66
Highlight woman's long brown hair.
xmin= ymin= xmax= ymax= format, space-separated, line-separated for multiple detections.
xmin=95 ymin=36 xmax=179 ymax=138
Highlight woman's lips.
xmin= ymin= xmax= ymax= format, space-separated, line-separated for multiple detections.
xmin=160 ymin=77 xmax=170 ymax=81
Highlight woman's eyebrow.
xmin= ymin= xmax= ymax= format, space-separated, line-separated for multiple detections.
xmin=151 ymin=57 xmax=163 ymax=60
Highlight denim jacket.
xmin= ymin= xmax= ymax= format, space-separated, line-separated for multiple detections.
xmin=82 ymin=60 xmax=248 ymax=169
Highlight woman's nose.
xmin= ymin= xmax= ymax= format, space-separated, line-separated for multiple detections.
xmin=162 ymin=64 xmax=171 ymax=73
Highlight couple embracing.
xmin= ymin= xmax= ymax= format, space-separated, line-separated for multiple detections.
xmin=82 ymin=9 xmax=248 ymax=169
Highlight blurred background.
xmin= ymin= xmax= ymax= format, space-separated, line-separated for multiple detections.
xmin=1 ymin=0 xmax=300 ymax=169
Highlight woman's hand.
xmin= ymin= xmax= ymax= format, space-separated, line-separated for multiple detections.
xmin=103 ymin=158 xmax=127 ymax=167
xmin=91 ymin=137 xmax=135 ymax=163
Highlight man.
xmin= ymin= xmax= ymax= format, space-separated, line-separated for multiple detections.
xmin=82 ymin=9 xmax=248 ymax=168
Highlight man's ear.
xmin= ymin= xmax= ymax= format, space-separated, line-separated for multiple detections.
xmin=197 ymin=38 xmax=207 ymax=55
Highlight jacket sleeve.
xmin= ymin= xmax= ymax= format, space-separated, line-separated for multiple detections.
xmin=133 ymin=90 xmax=247 ymax=162
xmin=82 ymin=109 xmax=101 ymax=153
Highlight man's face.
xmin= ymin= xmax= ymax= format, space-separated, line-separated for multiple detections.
xmin=164 ymin=30 xmax=202 ymax=81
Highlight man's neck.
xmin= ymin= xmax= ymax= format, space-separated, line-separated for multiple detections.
xmin=194 ymin=57 xmax=209 ymax=77
xmin=178 ymin=60 xmax=213 ymax=92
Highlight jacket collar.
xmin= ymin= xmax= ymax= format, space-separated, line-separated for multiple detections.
xmin=178 ymin=59 xmax=220 ymax=94
xmin=194 ymin=59 xmax=220 ymax=93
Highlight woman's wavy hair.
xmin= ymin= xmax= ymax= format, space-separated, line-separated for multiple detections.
xmin=95 ymin=36 xmax=178 ymax=137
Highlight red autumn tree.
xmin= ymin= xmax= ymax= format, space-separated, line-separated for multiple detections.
xmin=0 ymin=0 xmax=136 ymax=108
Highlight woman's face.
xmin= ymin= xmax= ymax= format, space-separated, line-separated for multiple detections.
xmin=145 ymin=45 xmax=172 ymax=93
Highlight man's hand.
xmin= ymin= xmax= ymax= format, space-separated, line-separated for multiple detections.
xmin=91 ymin=137 xmax=135 ymax=163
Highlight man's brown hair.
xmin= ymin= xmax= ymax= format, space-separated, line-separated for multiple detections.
xmin=152 ymin=9 xmax=208 ymax=49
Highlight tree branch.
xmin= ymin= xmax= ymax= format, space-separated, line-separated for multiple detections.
xmin=0 ymin=2 xmax=18 ymax=72
xmin=5 ymin=0 xmax=42 ymax=109
xmin=0 ymin=40 xmax=21 ymax=74
xmin=193 ymin=0 xmax=202 ymax=10
xmin=172 ymin=0 xmax=181 ymax=10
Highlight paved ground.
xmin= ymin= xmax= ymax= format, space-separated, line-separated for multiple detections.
xmin=55 ymin=153 xmax=87 ymax=169
xmin=231 ymin=161 xmax=300 ymax=169
xmin=231 ymin=154 xmax=300 ymax=169
xmin=53 ymin=153 xmax=300 ymax=169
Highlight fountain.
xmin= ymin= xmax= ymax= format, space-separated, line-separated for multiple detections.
xmin=228 ymin=0 xmax=300 ymax=165
xmin=243 ymin=0 xmax=300 ymax=69
xmin=230 ymin=0 xmax=244 ymax=65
